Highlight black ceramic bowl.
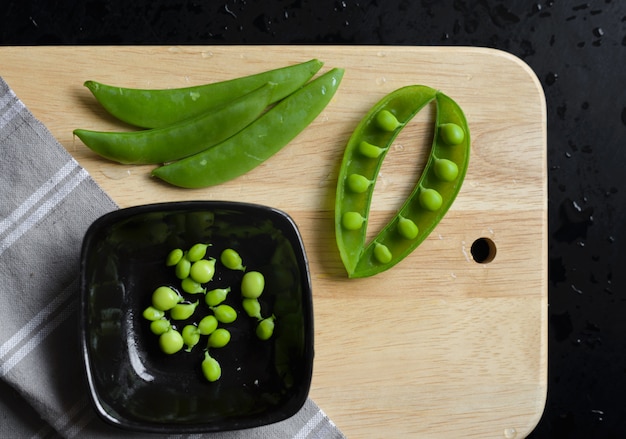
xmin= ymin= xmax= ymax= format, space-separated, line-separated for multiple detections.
xmin=79 ymin=201 xmax=314 ymax=433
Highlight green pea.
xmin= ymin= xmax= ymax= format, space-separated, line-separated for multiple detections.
xmin=150 ymin=319 xmax=171 ymax=335
xmin=397 ymin=217 xmax=419 ymax=240
xmin=198 ymin=315 xmax=218 ymax=335
xmin=159 ymin=328 xmax=184 ymax=354
xmin=207 ymin=328 xmax=231 ymax=348
xmin=358 ymin=140 xmax=385 ymax=158
xmin=151 ymin=286 xmax=182 ymax=311
xmin=373 ymin=242 xmax=393 ymax=264
xmin=202 ymin=351 xmax=221 ymax=382
xmin=256 ymin=316 xmax=276 ymax=341
xmin=175 ymin=257 xmax=191 ymax=280
xmin=439 ymin=123 xmax=465 ymax=145
xmin=241 ymin=271 xmax=265 ymax=299
xmin=419 ymin=188 xmax=443 ymax=211
xmin=142 ymin=306 xmax=165 ymax=321
xmin=433 ymin=158 xmax=459 ymax=182
xmin=242 ymin=298 xmax=262 ymax=320
xmin=190 ymin=258 xmax=216 ymax=284
xmin=170 ymin=300 xmax=199 ymax=320
xmin=347 ymin=174 xmax=372 ymax=193
xmin=165 ymin=248 xmax=183 ymax=267
xmin=212 ymin=304 xmax=237 ymax=324
xmin=375 ymin=109 xmax=401 ymax=131
xmin=187 ymin=243 xmax=210 ymax=262
xmin=182 ymin=325 xmax=201 ymax=352
xmin=220 ymin=248 xmax=245 ymax=271
xmin=205 ymin=287 xmax=231 ymax=307
xmin=342 ymin=212 xmax=365 ymax=231
xmin=181 ymin=277 xmax=205 ymax=294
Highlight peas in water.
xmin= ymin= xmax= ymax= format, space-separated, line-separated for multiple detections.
xmin=202 ymin=351 xmax=221 ymax=382
xmin=182 ymin=325 xmax=201 ymax=352
xmin=159 ymin=328 xmax=184 ymax=354
xmin=205 ymin=287 xmax=231 ymax=307
xmin=190 ymin=258 xmax=216 ymax=284
xmin=150 ymin=319 xmax=171 ymax=335
xmin=142 ymin=306 xmax=164 ymax=321
xmin=212 ymin=304 xmax=237 ymax=324
xmin=152 ymin=286 xmax=182 ymax=311
xmin=165 ymin=248 xmax=183 ymax=267
xmin=242 ymin=298 xmax=262 ymax=320
xmin=170 ymin=301 xmax=199 ymax=320
xmin=241 ymin=271 xmax=265 ymax=299
xmin=207 ymin=328 xmax=231 ymax=348
xmin=197 ymin=315 xmax=218 ymax=335
xmin=256 ymin=316 xmax=276 ymax=341
xmin=181 ymin=277 xmax=204 ymax=294
xmin=220 ymin=248 xmax=245 ymax=271
xmin=187 ymin=243 xmax=210 ymax=262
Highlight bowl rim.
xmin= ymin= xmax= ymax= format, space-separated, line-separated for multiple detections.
xmin=79 ymin=200 xmax=314 ymax=433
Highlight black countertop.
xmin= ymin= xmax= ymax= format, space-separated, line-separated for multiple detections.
xmin=2 ymin=1 xmax=625 ymax=437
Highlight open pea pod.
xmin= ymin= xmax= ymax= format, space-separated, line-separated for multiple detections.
xmin=335 ymin=85 xmax=470 ymax=278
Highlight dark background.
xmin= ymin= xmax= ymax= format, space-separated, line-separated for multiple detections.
xmin=2 ymin=1 xmax=625 ymax=437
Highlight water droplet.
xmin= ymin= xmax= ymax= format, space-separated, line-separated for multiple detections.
xmin=593 ymin=27 xmax=605 ymax=37
xmin=571 ymin=284 xmax=584 ymax=294
xmin=545 ymin=72 xmax=558 ymax=85
xmin=201 ymin=51 xmax=213 ymax=58
xmin=101 ymin=166 xmax=131 ymax=180
xmin=504 ymin=427 xmax=517 ymax=439
xmin=376 ymin=77 xmax=387 ymax=85
xmin=553 ymin=198 xmax=594 ymax=243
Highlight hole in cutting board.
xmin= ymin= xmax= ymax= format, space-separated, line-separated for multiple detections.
xmin=471 ymin=237 xmax=497 ymax=263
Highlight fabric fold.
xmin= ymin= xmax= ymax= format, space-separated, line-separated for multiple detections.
xmin=0 ymin=76 xmax=344 ymax=439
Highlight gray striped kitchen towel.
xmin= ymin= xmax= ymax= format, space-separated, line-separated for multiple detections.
xmin=0 ymin=76 xmax=344 ymax=439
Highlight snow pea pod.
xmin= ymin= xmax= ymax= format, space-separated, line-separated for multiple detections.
xmin=335 ymin=85 xmax=470 ymax=278
xmin=152 ymin=68 xmax=344 ymax=188
xmin=85 ymin=59 xmax=323 ymax=128
xmin=73 ymin=82 xmax=276 ymax=165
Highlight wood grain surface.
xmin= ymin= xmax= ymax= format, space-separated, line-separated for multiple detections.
xmin=1 ymin=45 xmax=547 ymax=438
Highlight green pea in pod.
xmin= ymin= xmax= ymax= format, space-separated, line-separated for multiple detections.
xmin=335 ymin=85 xmax=470 ymax=278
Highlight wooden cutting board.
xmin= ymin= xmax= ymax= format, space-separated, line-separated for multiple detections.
xmin=1 ymin=46 xmax=547 ymax=438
